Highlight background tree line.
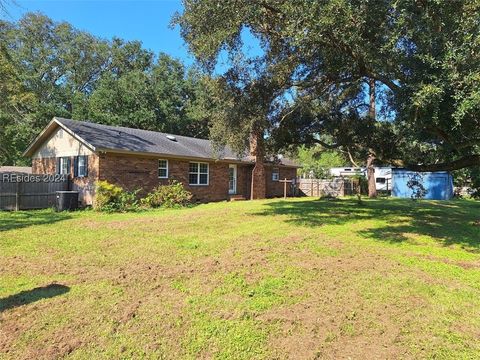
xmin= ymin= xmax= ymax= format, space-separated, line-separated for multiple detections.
xmin=0 ymin=12 xmax=211 ymax=166
xmin=1 ymin=3 xmax=479 ymax=198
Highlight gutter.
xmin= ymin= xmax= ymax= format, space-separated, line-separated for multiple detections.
xmin=96 ymin=148 xmax=301 ymax=168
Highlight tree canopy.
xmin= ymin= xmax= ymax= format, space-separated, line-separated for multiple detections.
xmin=296 ymin=146 xmax=345 ymax=179
xmin=174 ymin=0 xmax=480 ymax=171
xmin=0 ymin=13 xmax=210 ymax=165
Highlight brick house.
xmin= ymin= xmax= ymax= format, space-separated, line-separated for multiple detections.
xmin=23 ymin=118 xmax=299 ymax=205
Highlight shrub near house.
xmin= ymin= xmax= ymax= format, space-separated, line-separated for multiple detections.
xmin=94 ymin=181 xmax=139 ymax=212
xmin=94 ymin=180 xmax=193 ymax=212
xmin=141 ymin=181 xmax=193 ymax=208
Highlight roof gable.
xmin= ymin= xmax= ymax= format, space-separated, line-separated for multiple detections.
xmin=23 ymin=118 xmax=96 ymax=158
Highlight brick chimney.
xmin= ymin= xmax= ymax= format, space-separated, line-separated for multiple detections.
xmin=250 ymin=130 xmax=266 ymax=199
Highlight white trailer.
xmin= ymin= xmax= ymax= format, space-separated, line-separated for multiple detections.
xmin=329 ymin=167 xmax=392 ymax=191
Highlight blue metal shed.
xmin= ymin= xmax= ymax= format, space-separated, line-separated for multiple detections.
xmin=391 ymin=169 xmax=454 ymax=200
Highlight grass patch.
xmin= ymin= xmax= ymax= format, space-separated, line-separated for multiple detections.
xmin=0 ymin=198 xmax=479 ymax=358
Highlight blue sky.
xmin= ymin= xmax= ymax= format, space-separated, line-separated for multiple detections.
xmin=3 ymin=0 xmax=196 ymax=64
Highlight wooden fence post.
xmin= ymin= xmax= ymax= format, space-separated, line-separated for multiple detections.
xmin=15 ymin=181 xmax=20 ymax=211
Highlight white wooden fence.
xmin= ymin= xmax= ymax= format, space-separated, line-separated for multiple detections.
xmin=297 ymin=178 xmax=361 ymax=197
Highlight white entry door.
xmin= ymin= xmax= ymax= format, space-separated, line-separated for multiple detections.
xmin=228 ymin=164 xmax=237 ymax=195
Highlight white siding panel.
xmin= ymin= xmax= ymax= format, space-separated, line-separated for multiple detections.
xmin=33 ymin=128 xmax=93 ymax=159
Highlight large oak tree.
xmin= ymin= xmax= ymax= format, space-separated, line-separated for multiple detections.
xmin=174 ymin=0 xmax=480 ymax=178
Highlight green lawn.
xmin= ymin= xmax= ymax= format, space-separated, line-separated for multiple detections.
xmin=1 ymin=198 xmax=480 ymax=359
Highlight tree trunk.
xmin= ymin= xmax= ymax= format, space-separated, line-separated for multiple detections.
xmin=250 ymin=128 xmax=266 ymax=199
xmin=367 ymin=78 xmax=377 ymax=198
xmin=369 ymin=78 xmax=376 ymax=120
xmin=367 ymin=150 xmax=377 ymax=198
xmin=65 ymin=101 xmax=73 ymax=115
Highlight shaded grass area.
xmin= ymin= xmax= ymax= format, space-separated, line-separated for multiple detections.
xmin=0 ymin=198 xmax=479 ymax=359
xmin=0 ymin=209 xmax=71 ymax=232
xmin=256 ymin=199 xmax=480 ymax=250
xmin=0 ymin=284 xmax=70 ymax=312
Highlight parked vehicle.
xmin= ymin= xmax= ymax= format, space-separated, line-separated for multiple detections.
xmin=329 ymin=167 xmax=392 ymax=192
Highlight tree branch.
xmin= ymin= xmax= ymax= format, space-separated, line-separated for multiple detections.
xmin=364 ymin=70 xmax=401 ymax=93
xmin=346 ymin=146 xmax=361 ymax=168
xmin=312 ymin=138 xmax=340 ymax=150
xmin=406 ymin=155 xmax=480 ymax=172
xmin=260 ymin=2 xmax=284 ymax=16
xmin=426 ymin=126 xmax=480 ymax=151
xmin=278 ymin=103 xmax=300 ymax=124
xmin=454 ymin=139 xmax=480 ymax=149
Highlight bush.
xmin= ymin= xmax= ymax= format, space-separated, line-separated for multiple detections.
xmin=141 ymin=181 xmax=192 ymax=208
xmin=94 ymin=180 xmax=139 ymax=212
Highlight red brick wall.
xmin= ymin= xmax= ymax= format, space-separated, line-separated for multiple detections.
xmin=32 ymin=157 xmax=56 ymax=174
xmin=98 ymin=154 xmax=231 ymax=202
xmin=32 ymin=155 xmax=99 ymax=205
xmin=251 ymin=162 xmax=266 ymax=199
xmin=265 ymin=165 xmax=298 ymax=198
xmin=32 ymin=152 xmax=298 ymax=204
xmin=72 ymin=156 xmax=98 ymax=205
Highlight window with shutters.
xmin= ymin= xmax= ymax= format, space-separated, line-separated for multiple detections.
xmin=57 ymin=157 xmax=70 ymax=175
xmin=77 ymin=156 xmax=88 ymax=177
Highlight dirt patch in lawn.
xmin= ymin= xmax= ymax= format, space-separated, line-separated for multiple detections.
xmin=261 ymin=285 xmax=410 ymax=359
xmin=0 ymin=243 xmax=385 ymax=357
xmin=0 ymin=234 xmax=446 ymax=360
xmin=0 ymin=296 xmax=89 ymax=359
xmin=417 ymin=254 xmax=480 ymax=270
xmin=256 ymin=247 xmax=435 ymax=359
xmin=2 ymin=199 xmax=480 ymax=359
xmin=35 ymin=326 xmax=84 ymax=359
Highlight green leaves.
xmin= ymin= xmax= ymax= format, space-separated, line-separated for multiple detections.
xmin=176 ymin=0 xmax=480 ymax=171
xmin=297 ymin=146 xmax=345 ymax=179
xmin=0 ymin=13 xmax=211 ymax=165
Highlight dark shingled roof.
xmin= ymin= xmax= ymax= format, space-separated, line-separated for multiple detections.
xmin=54 ymin=118 xmax=299 ymax=167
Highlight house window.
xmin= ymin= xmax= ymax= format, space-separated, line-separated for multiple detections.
xmin=272 ymin=167 xmax=279 ymax=181
xmin=376 ymin=177 xmax=386 ymax=184
xmin=158 ymin=159 xmax=168 ymax=178
xmin=57 ymin=157 xmax=70 ymax=175
xmin=76 ymin=156 xmax=88 ymax=177
xmin=189 ymin=162 xmax=209 ymax=185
